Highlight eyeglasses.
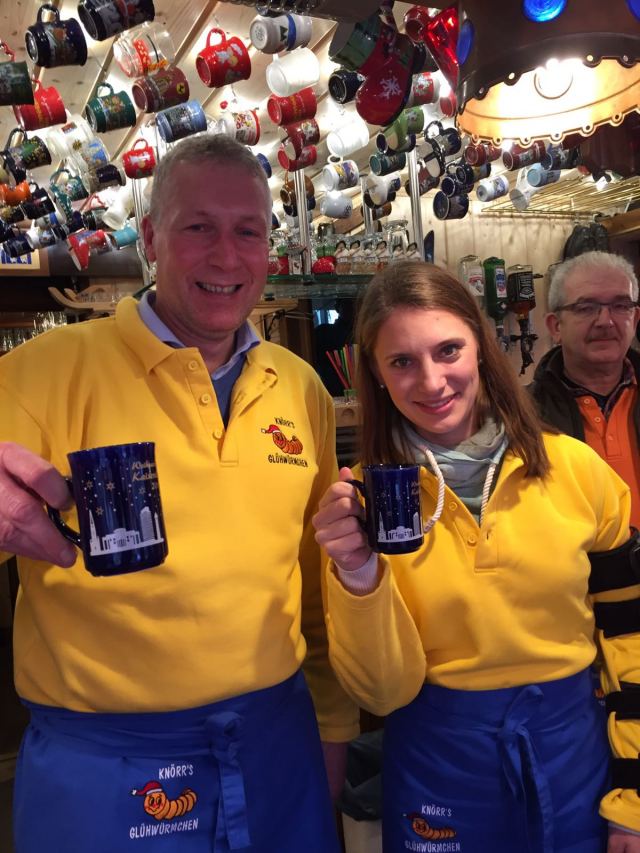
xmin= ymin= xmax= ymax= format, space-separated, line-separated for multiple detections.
xmin=555 ymin=299 xmax=638 ymax=319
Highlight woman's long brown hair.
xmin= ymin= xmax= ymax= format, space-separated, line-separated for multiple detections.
xmin=354 ymin=261 xmax=550 ymax=476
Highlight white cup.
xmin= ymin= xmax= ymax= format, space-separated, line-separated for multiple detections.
xmin=326 ymin=117 xmax=370 ymax=158
xmin=46 ymin=113 xmax=94 ymax=161
xmin=322 ymin=159 xmax=359 ymax=191
xmin=366 ymin=172 xmax=401 ymax=206
xmin=265 ymin=48 xmax=320 ymax=97
xmin=250 ymin=14 xmax=312 ymax=53
xmin=101 ymin=182 xmax=134 ymax=230
xmin=250 ymin=15 xmax=288 ymax=53
xmin=320 ymin=191 xmax=353 ymax=219
xmin=476 ymin=174 xmax=510 ymax=202
xmin=286 ymin=15 xmax=313 ymax=49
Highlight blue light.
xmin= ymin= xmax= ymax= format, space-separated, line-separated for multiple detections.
xmin=522 ymin=0 xmax=567 ymax=22
xmin=627 ymin=0 xmax=640 ymax=20
xmin=457 ymin=19 xmax=474 ymax=66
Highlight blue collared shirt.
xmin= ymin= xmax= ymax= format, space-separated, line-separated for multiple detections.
xmin=137 ymin=290 xmax=261 ymax=425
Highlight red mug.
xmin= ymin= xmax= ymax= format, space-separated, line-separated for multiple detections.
xmin=122 ymin=138 xmax=156 ymax=179
xmin=267 ymin=87 xmax=317 ymax=126
xmin=404 ymin=5 xmax=431 ymax=42
xmin=277 ymin=144 xmax=317 ymax=172
xmin=13 ymin=80 xmax=66 ymax=131
xmin=195 ymin=28 xmax=251 ymax=89
xmin=0 ymin=180 xmax=32 ymax=206
xmin=131 ymin=66 xmax=189 ymax=113
xmin=282 ymin=118 xmax=320 ymax=158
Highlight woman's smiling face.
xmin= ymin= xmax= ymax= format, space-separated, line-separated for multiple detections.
xmin=374 ymin=306 xmax=481 ymax=447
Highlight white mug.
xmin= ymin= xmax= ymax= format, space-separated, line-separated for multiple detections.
xmin=265 ymin=48 xmax=320 ymax=97
xmin=326 ymin=117 xmax=370 ymax=159
xmin=101 ymin=182 xmax=134 ymax=230
xmin=476 ymin=174 xmax=509 ymax=203
xmin=322 ymin=159 xmax=359 ymax=192
xmin=47 ymin=114 xmax=94 ymax=161
xmin=366 ymin=172 xmax=401 ymax=206
xmin=250 ymin=14 xmax=312 ymax=53
xmin=320 ymin=191 xmax=352 ymax=219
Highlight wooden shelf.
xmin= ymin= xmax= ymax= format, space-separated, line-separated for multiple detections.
xmin=599 ymin=208 xmax=640 ymax=240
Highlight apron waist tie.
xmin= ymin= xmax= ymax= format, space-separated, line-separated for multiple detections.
xmin=497 ymin=685 xmax=554 ymax=853
xmin=206 ymin=710 xmax=251 ymax=851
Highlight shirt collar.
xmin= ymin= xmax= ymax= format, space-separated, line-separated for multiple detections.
xmin=137 ymin=289 xmax=261 ymax=378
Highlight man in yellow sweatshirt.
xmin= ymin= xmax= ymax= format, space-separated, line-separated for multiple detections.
xmin=0 ymin=134 xmax=357 ymax=853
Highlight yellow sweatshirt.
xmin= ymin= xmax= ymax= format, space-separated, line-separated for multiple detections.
xmin=0 ymin=297 xmax=358 ymax=743
xmin=326 ymin=433 xmax=640 ymax=828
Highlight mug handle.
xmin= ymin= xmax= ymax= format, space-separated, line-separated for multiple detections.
xmin=49 ymin=167 xmax=69 ymax=187
xmin=5 ymin=126 xmax=26 ymax=149
xmin=37 ymin=4 xmax=60 ymax=23
xmin=46 ymin=477 xmax=81 ymax=549
xmin=347 ymin=478 xmax=367 ymax=531
xmin=96 ymin=82 xmax=114 ymax=97
xmin=425 ymin=119 xmax=444 ymax=138
xmin=0 ymin=42 xmax=15 ymax=61
xmin=206 ymin=28 xmax=227 ymax=49
xmin=132 ymin=138 xmax=149 ymax=150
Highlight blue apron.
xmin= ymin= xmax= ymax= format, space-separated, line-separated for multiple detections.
xmin=383 ymin=669 xmax=610 ymax=853
xmin=13 ymin=670 xmax=339 ymax=853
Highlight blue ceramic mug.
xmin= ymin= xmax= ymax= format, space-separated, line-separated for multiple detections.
xmin=47 ymin=442 xmax=168 ymax=576
xmin=350 ymin=464 xmax=423 ymax=555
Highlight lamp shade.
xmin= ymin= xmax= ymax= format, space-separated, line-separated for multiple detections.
xmin=456 ymin=0 xmax=640 ymax=146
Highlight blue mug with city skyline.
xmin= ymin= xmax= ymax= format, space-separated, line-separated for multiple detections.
xmin=47 ymin=442 xmax=168 ymax=576
xmin=350 ymin=464 xmax=423 ymax=555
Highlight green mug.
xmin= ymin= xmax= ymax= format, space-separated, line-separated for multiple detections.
xmin=84 ymin=83 xmax=136 ymax=134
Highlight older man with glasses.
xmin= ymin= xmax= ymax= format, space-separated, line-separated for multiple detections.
xmin=529 ymin=250 xmax=640 ymax=527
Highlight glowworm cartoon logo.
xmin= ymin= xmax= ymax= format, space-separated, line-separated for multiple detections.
xmin=131 ymin=780 xmax=197 ymax=821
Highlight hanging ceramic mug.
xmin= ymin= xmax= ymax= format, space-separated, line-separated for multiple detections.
xmin=25 ymin=4 xmax=87 ymax=68
xmin=280 ymin=175 xmax=314 ymax=206
xmin=121 ymin=138 xmax=157 ymax=179
xmin=256 ymin=153 xmax=271 ymax=178
xmin=265 ymin=49 xmax=320 ymax=98
xmin=465 ymin=143 xmax=502 ymax=166
xmin=81 ymin=162 xmax=127 ymax=194
xmin=0 ymin=42 xmax=34 ymax=107
xmin=476 ymin=174 xmax=510 ymax=203
xmin=19 ymin=186 xmax=56 ymax=221
xmin=266 ymin=87 xmax=316 ymax=125
xmin=277 ymin=144 xmax=317 ymax=172
xmin=282 ymin=118 xmax=319 ymax=158
xmin=369 ymin=151 xmax=407 ymax=176
xmin=433 ymin=190 xmax=469 ymax=220
xmin=328 ymin=68 xmax=363 ymax=104
xmin=526 ymin=164 xmax=561 ymax=188
xmin=69 ymin=138 xmax=110 ymax=175
xmin=322 ymin=159 xmax=359 ymax=192
xmin=233 ymin=109 xmax=260 ymax=146
xmin=0 ymin=180 xmax=32 ymax=207
xmin=77 ymin=0 xmax=155 ymax=42
xmin=406 ymin=72 xmax=439 ymax=107
xmin=46 ymin=114 xmax=94 ymax=160
xmin=3 ymin=133 xmax=52 ymax=179
xmin=366 ymin=173 xmax=401 ymax=206
xmin=502 ymin=141 xmax=547 ymax=171
xmin=196 ymin=28 xmax=251 ymax=89
xmin=326 ymin=117 xmax=370 ymax=159
xmin=113 ymin=21 xmax=175 ymax=78
xmin=13 ymin=80 xmax=66 ymax=131
xmin=424 ymin=120 xmax=461 ymax=157
xmin=132 ymin=66 xmax=189 ymax=113
xmin=156 ymin=100 xmax=207 ymax=143
xmin=329 ymin=12 xmax=398 ymax=75
xmin=320 ymin=191 xmax=352 ymax=219
xmin=85 ymin=83 xmax=137 ymax=133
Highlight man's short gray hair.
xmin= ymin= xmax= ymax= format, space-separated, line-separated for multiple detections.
xmin=548 ymin=251 xmax=638 ymax=312
xmin=148 ymin=134 xmax=272 ymax=223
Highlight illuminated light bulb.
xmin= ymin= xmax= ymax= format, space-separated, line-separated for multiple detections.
xmin=533 ymin=58 xmax=577 ymax=99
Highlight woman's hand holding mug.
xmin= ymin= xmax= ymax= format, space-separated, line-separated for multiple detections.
xmin=312 ymin=467 xmax=372 ymax=572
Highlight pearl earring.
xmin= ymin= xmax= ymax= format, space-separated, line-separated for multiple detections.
xmin=379 ymin=383 xmax=385 ymax=390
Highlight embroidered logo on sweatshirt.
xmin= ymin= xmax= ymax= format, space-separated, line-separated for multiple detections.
xmin=262 ymin=422 xmax=309 ymax=466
